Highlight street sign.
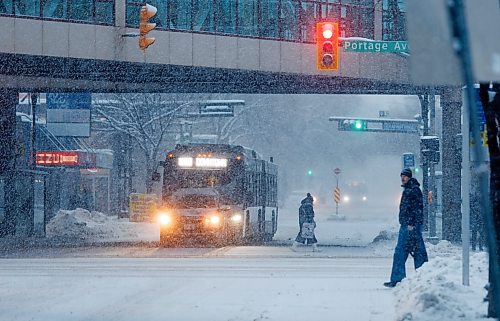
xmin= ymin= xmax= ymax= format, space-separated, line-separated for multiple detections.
xmin=334 ymin=168 xmax=341 ymax=175
xmin=402 ymin=153 xmax=415 ymax=168
xmin=343 ymin=41 xmax=408 ymax=53
xmin=382 ymin=121 xmax=419 ymax=133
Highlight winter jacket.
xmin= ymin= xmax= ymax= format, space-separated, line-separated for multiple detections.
xmin=299 ymin=198 xmax=315 ymax=225
xmin=398 ymin=177 xmax=423 ymax=226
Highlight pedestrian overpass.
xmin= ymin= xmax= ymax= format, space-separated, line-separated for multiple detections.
xmin=0 ymin=0 xmax=425 ymax=94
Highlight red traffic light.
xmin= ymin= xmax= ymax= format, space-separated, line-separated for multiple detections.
xmin=316 ymin=22 xmax=339 ymax=70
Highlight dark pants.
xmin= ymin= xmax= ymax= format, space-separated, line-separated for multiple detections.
xmin=295 ymin=221 xmax=317 ymax=244
xmin=390 ymin=224 xmax=428 ymax=283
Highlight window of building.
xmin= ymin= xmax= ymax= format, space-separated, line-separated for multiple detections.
xmin=42 ymin=0 xmax=67 ymax=19
xmin=1 ymin=0 xmax=14 ymax=14
xmin=382 ymin=0 xmax=406 ymax=40
xmin=14 ymin=0 xmax=41 ymax=17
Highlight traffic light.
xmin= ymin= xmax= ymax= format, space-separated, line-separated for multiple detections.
xmin=316 ymin=22 xmax=339 ymax=70
xmin=139 ymin=3 xmax=157 ymax=50
xmin=307 ymin=169 xmax=313 ymax=176
xmin=340 ymin=119 xmax=366 ymax=131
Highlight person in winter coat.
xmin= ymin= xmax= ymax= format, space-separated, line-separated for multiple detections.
xmin=292 ymin=193 xmax=321 ymax=252
xmin=384 ymin=168 xmax=428 ymax=288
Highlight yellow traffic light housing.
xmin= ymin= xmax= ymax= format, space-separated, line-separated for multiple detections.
xmin=139 ymin=3 xmax=157 ymax=50
xmin=316 ymin=22 xmax=339 ymax=70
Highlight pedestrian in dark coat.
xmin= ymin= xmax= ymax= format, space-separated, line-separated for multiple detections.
xmin=292 ymin=193 xmax=321 ymax=252
xmin=384 ymin=168 xmax=428 ymax=288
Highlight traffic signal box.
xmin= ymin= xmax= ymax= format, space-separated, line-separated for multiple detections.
xmin=420 ymin=137 xmax=440 ymax=163
xmin=139 ymin=3 xmax=157 ymax=50
xmin=340 ymin=119 xmax=366 ymax=131
xmin=316 ymin=22 xmax=339 ymax=70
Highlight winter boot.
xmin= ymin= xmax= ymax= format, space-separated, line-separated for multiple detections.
xmin=291 ymin=241 xmax=300 ymax=251
xmin=312 ymin=243 xmax=321 ymax=252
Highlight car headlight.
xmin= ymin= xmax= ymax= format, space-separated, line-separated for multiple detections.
xmin=231 ymin=214 xmax=242 ymax=222
xmin=158 ymin=213 xmax=172 ymax=225
xmin=343 ymin=196 xmax=350 ymax=203
xmin=362 ymin=196 xmax=367 ymax=201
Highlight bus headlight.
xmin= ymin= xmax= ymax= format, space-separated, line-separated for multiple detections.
xmin=231 ymin=214 xmax=242 ymax=223
xmin=158 ymin=213 xmax=172 ymax=225
xmin=205 ymin=215 xmax=221 ymax=226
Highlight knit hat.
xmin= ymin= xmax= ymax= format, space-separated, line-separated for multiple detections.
xmin=401 ymin=168 xmax=412 ymax=178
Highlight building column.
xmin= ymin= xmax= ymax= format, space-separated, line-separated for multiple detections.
xmin=441 ymin=87 xmax=463 ymax=242
xmin=0 ymin=89 xmax=18 ymax=236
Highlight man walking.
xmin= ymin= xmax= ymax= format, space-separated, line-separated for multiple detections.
xmin=384 ymin=168 xmax=428 ymax=288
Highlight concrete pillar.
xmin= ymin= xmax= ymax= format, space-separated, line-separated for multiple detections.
xmin=373 ymin=0 xmax=383 ymax=40
xmin=441 ymin=87 xmax=463 ymax=243
xmin=0 ymin=89 xmax=18 ymax=236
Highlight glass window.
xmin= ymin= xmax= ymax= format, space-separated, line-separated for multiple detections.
xmin=194 ymin=0 xmax=214 ymax=32
xmin=237 ymin=0 xmax=257 ymax=36
xmin=169 ymin=0 xmax=192 ymax=30
xmin=14 ymin=0 xmax=41 ymax=16
xmin=145 ymin=0 xmax=166 ymax=29
xmin=42 ymin=0 xmax=67 ymax=19
xmin=300 ymin=1 xmax=320 ymax=43
xmin=382 ymin=0 xmax=406 ymax=40
xmin=215 ymin=0 xmax=235 ymax=34
xmin=260 ymin=0 xmax=279 ymax=38
xmin=1 ymin=0 xmax=14 ymax=14
xmin=344 ymin=5 xmax=373 ymax=39
xmin=126 ymin=3 xmax=140 ymax=26
xmin=69 ymin=0 xmax=93 ymax=21
xmin=96 ymin=0 xmax=113 ymax=24
xmin=281 ymin=0 xmax=300 ymax=41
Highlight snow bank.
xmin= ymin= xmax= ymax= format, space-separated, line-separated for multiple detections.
xmin=46 ymin=209 xmax=140 ymax=241
xmin=394 ymin=252 xmax=489 ymax=321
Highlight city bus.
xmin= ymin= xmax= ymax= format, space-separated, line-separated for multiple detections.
xmin=156 ymin=143 xmax=278 ymax=246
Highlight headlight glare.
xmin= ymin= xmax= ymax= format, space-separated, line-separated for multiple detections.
xmin=231 ymin=214 xmax=242 ymax=222
xmin=158 ymin=213 xmax=172 ymax=225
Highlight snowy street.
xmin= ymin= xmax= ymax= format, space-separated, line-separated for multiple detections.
xmin=0 ymin=246 xmax=395 ymax=321
xmin=0 ymin=204 xmax=490 ymax=321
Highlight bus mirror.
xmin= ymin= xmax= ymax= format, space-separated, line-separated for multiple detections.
xmin=152 ymin=172 xmax=161 ymax=181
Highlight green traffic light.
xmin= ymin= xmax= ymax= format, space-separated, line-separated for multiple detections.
xmin=307 ymin=170 xmax=313 ymax=176
xmin=352 ymin=120 xmax=368 ymax=131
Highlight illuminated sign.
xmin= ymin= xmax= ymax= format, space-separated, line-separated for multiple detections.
xmin=195 ymin=158 xmax=227 ymax=168
xmin=177 ymin=157 xmax=227 ymax=169
xmin=36 ymin=151 xmax=79 ymax=166
xmin=35 ymin=151 xmax=97 ymax=167
xmin=178 ymin=157 xmax=194 ymax=167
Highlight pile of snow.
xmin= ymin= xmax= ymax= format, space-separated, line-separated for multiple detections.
xmin=46 ymin=208 xmax=145 ymax=241
xmin=394 ymin=251 xmax=488 ymax=321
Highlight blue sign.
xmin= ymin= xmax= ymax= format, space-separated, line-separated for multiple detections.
xmin=474 ymin=89 xmax=486 ymax=132
xmin=47 ymin=93 xmax=92 ymax=110
xmin=402 ymin=153 xmax=415 ymax=168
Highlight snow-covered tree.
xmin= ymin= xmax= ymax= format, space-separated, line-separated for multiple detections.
xmin=92 ymin=93 xmax=190 ymax=193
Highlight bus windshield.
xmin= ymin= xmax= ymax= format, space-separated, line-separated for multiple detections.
xmin=173 ymin=194 xmax=218 ymax=209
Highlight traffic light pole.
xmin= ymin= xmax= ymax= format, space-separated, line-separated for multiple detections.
xmin=447 ymin=0 xmax=500 ymax=314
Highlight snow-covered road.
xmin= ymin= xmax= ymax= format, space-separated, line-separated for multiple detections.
xmin=0 ymin=246 xmax=395 ymax=321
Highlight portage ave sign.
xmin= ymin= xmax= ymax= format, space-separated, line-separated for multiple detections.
xmin=343 ymin=40 xmax=409 ymax=53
